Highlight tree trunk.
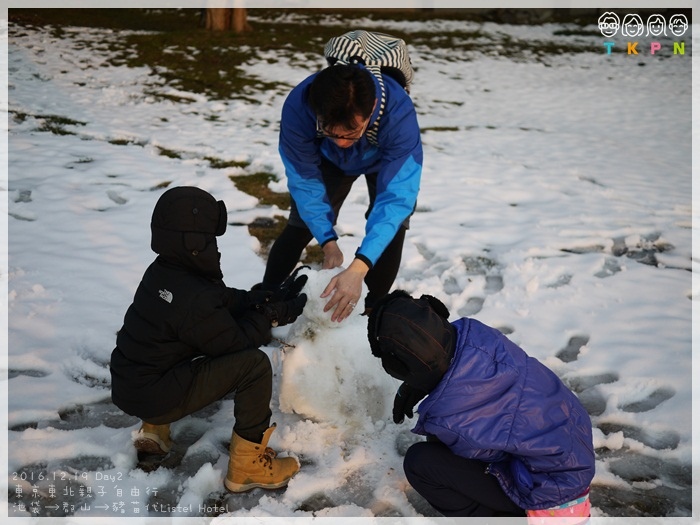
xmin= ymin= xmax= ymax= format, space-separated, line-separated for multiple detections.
xmin=205 ymin=8 xmax=251 ymax=32
xmin=232 ymin=8 xmax=252 ymax=32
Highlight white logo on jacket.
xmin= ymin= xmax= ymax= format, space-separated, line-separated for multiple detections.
xmin=159 ymin=289 xmax=173 ymax=303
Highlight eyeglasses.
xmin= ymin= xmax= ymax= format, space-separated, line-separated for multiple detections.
xmin=316 ymin=116 xmax=370 ymax=143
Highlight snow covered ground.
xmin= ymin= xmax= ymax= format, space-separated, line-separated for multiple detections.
xmin=3 ymin=9 xmax=697 ymax=523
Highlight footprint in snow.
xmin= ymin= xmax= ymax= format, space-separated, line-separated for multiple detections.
xmin=597 ymin=421 xmax=681 ymax=450
xmin=555 ymin=335 xmax=590 ymax=363
xmin=618 ymin=386 xmax=675 ymax=413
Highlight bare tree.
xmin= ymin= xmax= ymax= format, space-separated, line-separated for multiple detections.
xmin=205 ymin=8 xmax=252 ymax=32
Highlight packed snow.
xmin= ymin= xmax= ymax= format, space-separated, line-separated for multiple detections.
xmin=3 ymin=9 xmax=697 ymax=524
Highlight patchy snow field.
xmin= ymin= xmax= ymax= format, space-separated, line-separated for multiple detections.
xmin=4 ymin=9 xmax=695 ymax=523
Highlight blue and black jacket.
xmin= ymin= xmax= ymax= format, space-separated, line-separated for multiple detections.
xmin=278 ymin=65 xmax=422 ymax=267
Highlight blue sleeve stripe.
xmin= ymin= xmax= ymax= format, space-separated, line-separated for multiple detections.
xmin=280 ymin=151 xmax=336 ymax=244
xmin=358 ymin=154 xmax=421 ymax=265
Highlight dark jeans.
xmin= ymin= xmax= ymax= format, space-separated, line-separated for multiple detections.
xmin=404 ymin=441 xmax=526 ymax=518
xmin=263 ymin=159 xmax=410 ymax=310
xmin=144 ymin=349 xmax=272 ymax=444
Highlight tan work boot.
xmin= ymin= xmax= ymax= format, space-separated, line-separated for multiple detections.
xmin=134 ymin=422 xmax=172 ymax=456
xmin=225 ymin=424 xmax=299 ymax=493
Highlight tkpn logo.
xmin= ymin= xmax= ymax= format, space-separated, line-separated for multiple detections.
xmin=599 ymin=11 xmax=689 ymax=56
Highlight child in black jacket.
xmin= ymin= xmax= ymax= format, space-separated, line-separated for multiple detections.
xmin=110 ymin=186 xmax=306 ymax=493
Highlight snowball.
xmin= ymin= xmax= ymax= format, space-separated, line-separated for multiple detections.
xmin=278 ymin=268 xmax=397 ymax=427
xmin=296 ymin=266 xmax=367 ymax=328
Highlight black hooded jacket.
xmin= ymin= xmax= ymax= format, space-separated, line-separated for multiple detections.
xmin=110 ymin=187 xmax=272 ymax=420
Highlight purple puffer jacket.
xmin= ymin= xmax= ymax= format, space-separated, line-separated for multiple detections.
xmin=412 ymin=317 xmax=595 ymax=510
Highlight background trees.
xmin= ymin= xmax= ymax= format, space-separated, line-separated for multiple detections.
xmin=204 ymin=8 xmax=251 ymax=32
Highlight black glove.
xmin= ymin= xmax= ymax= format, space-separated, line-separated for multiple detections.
xmin=269 ymin=266 xmax=309 ymax=303
xmin=257 ymin=293 xmax=307 ymax=327
xmin=246 ymin=287 xmax=273 ymax=308
xmin=392 ymin=382 xmax=428 ymax=424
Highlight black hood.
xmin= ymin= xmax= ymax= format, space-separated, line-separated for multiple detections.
xmin=150 ymin=186 xmax=227 ymax=279
xmin=368 ymin=290 xmax=456 ymax=392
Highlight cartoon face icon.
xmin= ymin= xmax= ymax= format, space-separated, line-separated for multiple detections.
xmin=621 ymin=14 xmax=644 ymax=38
xmin=646 ymin=14 xmax=666 ymax=37
xmin=598 ymin=11 xmax=620 ymax=37
xmin=668 ymin=14 xmax=688 ymax=37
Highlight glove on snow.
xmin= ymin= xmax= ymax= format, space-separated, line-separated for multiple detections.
xmin=270 ymin=266 xmax=309 ymax=302
xmin=248 ymin=266 xmax=308 ymax=310
xmin=257 ymin=293 xmax=307 ymax=327
xmin=392 ymin=382 xmax=428 ymax=424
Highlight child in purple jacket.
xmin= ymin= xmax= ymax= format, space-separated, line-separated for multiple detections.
xmin=367 ymin=290 xmax=595 ymax=519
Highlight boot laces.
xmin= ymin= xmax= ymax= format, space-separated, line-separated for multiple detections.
xmin=259 ymin=447 xmax=276 ymax=468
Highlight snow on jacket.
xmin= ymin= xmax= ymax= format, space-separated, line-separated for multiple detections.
xmin=278 ymin=65 xmax=422 ymax=267
xmin=110 ymin=255 xmax=272 ymax=421
xmin=412 ymin=317 xmax=595 ymax=510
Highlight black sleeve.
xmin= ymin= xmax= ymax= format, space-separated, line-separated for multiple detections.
xmin=179 ymin=288 xmax=272 ymax=356
xmin=221 ymin=287 xmax=251 ymax=318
